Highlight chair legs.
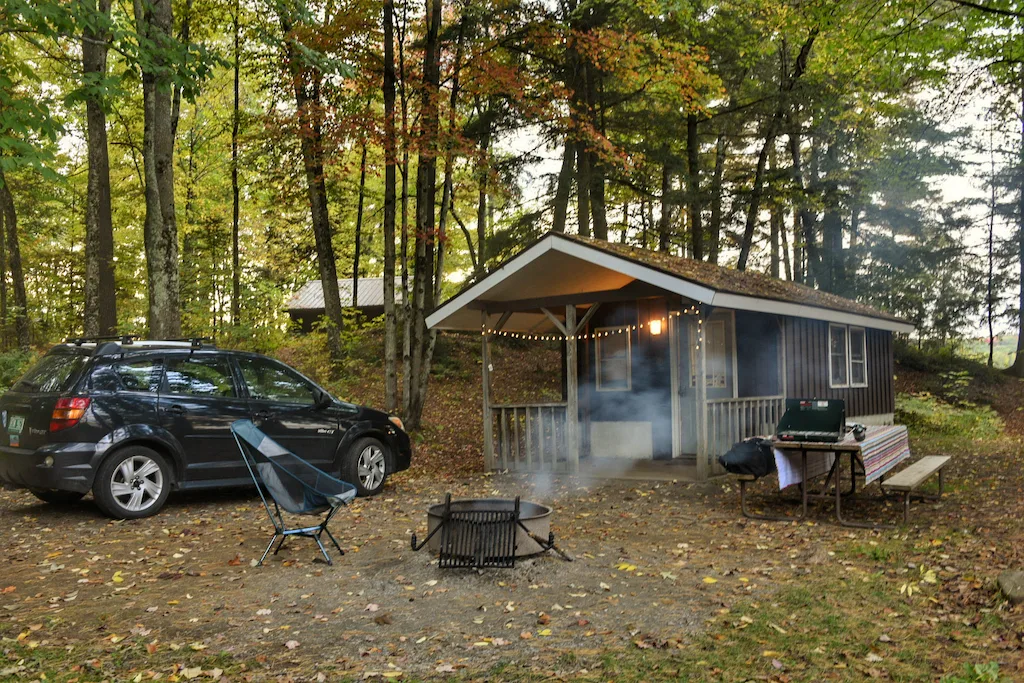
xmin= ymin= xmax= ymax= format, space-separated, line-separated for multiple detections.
xmin=255 ymin=509 xmax=345 ymax=567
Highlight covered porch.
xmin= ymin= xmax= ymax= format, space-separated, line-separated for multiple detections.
xmin=427 ymin=234 xmax=795 ymax=480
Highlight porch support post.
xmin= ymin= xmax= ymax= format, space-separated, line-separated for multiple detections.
xmin=481 ymin=311 xmax=495 ymax=471
xmin=669 ymin=307 xmax=681 ymax=458
xmin=565 ymin=304 xmax=579 ymax=474
xmin=695 ymin=310 xmax=709 ymax=480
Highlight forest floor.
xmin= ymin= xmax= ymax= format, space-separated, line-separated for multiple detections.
xmin=1 ymin=335 xmax=1023 ymax=682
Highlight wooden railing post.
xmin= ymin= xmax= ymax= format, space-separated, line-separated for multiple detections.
xmin=565 ymin=305 xmax=579 ymax=474
xmin=696 ymin=313 xmax=708 ymax=480
xmin=481 ymin=311 xmax=494 ymax=471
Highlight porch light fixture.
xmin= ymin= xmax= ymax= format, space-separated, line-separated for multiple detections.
xmin=649 ymin=318 xmax=663 ymax=335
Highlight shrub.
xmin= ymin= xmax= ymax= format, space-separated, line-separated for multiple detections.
xmin=0 ymin=349 xmax=39 ymax=395
xmin=895 ymin=392 xmax=1003 ymax=440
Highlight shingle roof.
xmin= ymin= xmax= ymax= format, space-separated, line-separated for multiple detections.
xmin=561 ymin=233 xmax=905 ymax=324
xmin=284 ymin=278 xmax=404 ymax=311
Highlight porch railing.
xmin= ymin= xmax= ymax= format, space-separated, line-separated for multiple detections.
xmin=704 ymin=395 xmax=785 ymax=475
xmin=490 ymin=403 xmax=569 ymax=473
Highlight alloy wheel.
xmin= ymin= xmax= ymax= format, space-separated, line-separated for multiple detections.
xmin=357 ymin=445 xmax=386 ymax=491
xmin=109 ymin=455 xmax=164 ymax=513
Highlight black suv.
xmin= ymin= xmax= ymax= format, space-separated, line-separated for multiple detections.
xmin=0 ymin=339 xmax=411 ymax=519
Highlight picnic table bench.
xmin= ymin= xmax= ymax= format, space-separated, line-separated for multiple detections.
xmin=880 ymin=455 xmax=950 ymax=523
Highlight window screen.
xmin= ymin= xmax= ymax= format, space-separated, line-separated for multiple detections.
xmin=849 ymin=327 xmax=867 ymax=386
xmin=596 ymin=327 xmax=631 ymax=391
xmin=829 ymin=324 xmax=849 ymax=387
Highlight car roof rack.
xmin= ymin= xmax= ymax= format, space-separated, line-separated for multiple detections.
xmin=160 ymin=337 xmax=215 ymax=349
xmin=65 ymin=334 xmax=139 ymax=347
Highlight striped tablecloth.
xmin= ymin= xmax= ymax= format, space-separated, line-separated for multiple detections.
xmin=773 ymin=425 xmax=911 ymax=489
xmin=856 ymin=425 xmax=911 ymax=484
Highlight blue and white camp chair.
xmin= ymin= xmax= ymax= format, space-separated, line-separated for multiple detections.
xmin=231 ymin=419 xmax=357 ymax=566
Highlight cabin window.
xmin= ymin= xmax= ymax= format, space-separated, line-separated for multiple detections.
xmin=689 ymin=319 xmax=728 ymax=389
xmin=849 ymin=327 xmax=867 ymax=387
xmin=829 ymin=324 xmax=868 ymax=388
xmin=596 ymin=326 xmax=631 ymax=391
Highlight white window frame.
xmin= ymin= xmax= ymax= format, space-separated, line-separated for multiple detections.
xmin=848 ymin=326 xmax=868 ymax=388
xmin=595 ymin=326 xmax=631 ymax=392
xmin=828 ymin=323 xmax=868 ymax=389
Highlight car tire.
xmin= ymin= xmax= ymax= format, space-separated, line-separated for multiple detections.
xmin=30 ymin=489 xmax=86 ymax=505
xmin=93 ymin=446 xmax=172 ymax=519
xmin=342 ymin=437 xmax=389 ymax=497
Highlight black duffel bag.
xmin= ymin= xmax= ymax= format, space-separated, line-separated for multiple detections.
xmin=717 ymin=438 xmax=777 ymax=479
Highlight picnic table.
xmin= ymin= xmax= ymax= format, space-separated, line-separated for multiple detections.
xmin=770 ymin=425 xmax=912 ymax=528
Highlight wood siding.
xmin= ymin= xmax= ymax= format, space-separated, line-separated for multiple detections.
xmin=782 ymin=317 xmax=894 ymax=417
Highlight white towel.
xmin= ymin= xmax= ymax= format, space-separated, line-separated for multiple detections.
xmin=774 ymin=448 xmax=836 ymax=490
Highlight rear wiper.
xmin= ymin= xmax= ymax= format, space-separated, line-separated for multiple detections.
xmin=15 ymin=380 xmax=37 ymax=390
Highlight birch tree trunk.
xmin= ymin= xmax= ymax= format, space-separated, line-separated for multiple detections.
xmin=231 ymin=0 xmax=241 ymax=325
xmin=686 ymin=113 xmax=703 ymax=260
xmin=134 ymin=0 xmax=181 ymax=338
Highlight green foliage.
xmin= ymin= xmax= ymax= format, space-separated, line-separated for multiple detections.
xmin=0 ymin=348 xmax=39 ymax=394
xmin=895 ymin=392 xmax=1003 ymax=440
xmin=940 ymin=662 xmax=1010 ymax=683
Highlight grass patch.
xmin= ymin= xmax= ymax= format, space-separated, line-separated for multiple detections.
xmin=896 ymin=392 xmax=1003 ymax=440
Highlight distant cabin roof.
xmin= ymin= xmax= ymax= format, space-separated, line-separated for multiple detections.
xmin=427 ymin=232 xmax=914 ymax=334
xmin=284 ymin=277 xmax=404 ymax=311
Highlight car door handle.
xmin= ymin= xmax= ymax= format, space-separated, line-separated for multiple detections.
xmin=253 ymin=410 xmax=272 ymax=420
xmin=167 ymin=404 xmax=187 ymax=415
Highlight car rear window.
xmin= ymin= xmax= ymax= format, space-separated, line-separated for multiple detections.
xmin=12 ymin=353 xmax=89 ymax=393
xmin=90 ymin=358 xmax=164 ymax=393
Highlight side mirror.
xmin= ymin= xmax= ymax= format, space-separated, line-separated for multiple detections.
xmin=314 ymin=389 xmax=333 ymax=409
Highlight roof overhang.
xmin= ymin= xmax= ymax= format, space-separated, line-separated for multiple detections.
xmin=426 ymin=234 xmax=916 ymax=334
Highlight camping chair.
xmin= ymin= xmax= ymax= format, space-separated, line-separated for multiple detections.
xmin=231 ymin=419 xmax=357 ymax=566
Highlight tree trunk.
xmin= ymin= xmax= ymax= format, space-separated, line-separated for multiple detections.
xmin=134 ymin=0 xmax=182 ymax=338
xmin=0 ymin=198 xmax=7 ymax=349
xmin=769 ymin=144 xmax=780 ymax=278
xmin=352 ymin=138 xmax=368 ymax=309
xmin=736 ymin=131 xmax=776 ymax=271
xmin=659 ymin=160 xmax=672 ymax=251
xmin=551 ymin=139 xmax=574 ymax=233
xmin=383 ymin=0 xmax=399 ymax=413
xmin=231 ymin=0 xmax=241 ymax=326
xmin=1010 ymin=76 xmax=1024 ymax=377
xmin=987 ymin=129 xmax=996 ymax=368
xmin=788 ymin=119 xmax=819 ymax=286
xmin=820 ymin=138 xmax=845 ymax=294
xmin=576 ymin=140 xmax=592 ymax=237
xmin=0 ymin=170 xmax=30 ymax=349
xmin=686 ymin=113 xmax=703 ymax=261
xmin=280 ymin=4 xmax=344 ymax=360
xmin=475 ymin=128 xmax=490 ymax=278
xmin=708 ymin=132 xmax=726 ymax=264
xmin=435 ymin=15 xmax=466 ymax=302
xmin=406 ymin=0 xmax=442 ymax=430
xmin=83 ymin=0 xmax=117 ymax=337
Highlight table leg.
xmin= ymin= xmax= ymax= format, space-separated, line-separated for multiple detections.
xmin=835 ymin=453 xmax=895 ymax=530
xmin=801 ymin=450 xmax=809 ymax=518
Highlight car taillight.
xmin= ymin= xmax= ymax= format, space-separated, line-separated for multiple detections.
xmin=50 ymin=397 xmax=91 ymax=432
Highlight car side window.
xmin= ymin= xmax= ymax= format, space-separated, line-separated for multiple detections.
xmin=237 ymin=357 xmax=316 ymax=405
xmin=165 ymin=356 xmax=237 ymax=398
xmin=117 ymin=358 xmax=164 ymax=392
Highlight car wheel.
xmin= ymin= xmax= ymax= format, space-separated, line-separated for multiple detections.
xmin=29 ymin=489 xmax=86 ymax=505
xmin=343 ymin=437 xmax=389 ymax=497
xmin=93 ymin=446 xmax=172 ymax=519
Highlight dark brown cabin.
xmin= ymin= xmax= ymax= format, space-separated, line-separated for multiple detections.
xmin=427 ymin=232 xmax=912 ymax=480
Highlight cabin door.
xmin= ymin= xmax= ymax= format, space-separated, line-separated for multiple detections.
xmin=678 ymin=311 xmax=736 ymax=454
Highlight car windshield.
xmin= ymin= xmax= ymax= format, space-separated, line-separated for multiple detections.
xmin=12 ymin=352 xmax=89 ymax=394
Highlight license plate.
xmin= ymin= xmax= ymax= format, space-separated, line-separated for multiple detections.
xmin=8 ymin=415 xmax=24 ymax=434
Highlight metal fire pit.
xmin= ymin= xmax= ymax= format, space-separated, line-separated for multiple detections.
xmin=426 ymin=498 xmax=552 ymax=557
xmin=410 ymin=494 xmax=571 ymax=569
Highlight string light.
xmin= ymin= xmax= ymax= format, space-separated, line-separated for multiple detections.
xmin=479 ymin=306 xmax=704 ymax=341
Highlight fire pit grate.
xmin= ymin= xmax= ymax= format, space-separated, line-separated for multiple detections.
xmin=411 ymin=494 xmax=573 ymax=569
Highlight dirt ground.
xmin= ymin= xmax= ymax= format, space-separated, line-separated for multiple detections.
xmin=2 ymin=438 xmax=1023 ymax=681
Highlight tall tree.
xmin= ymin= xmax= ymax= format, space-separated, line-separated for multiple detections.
xmin=133 ymin=0 xmax=182 ymax=338
xmin=278 ymin=0 xmax=346 ymax=361
xmin=231 ymin=0 xmax=241 ymax=326
xmin=383 ymin=0 xmax=399 ymax=413
xmin=82 ymin=0 xmax=117 ymax=337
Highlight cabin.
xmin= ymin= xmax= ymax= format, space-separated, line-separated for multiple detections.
xmin=426 ymin=231 xmax=914 ymax=480
xmin=284 ymin=277 xmax=403 ymax=331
